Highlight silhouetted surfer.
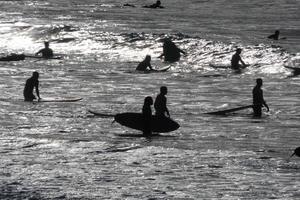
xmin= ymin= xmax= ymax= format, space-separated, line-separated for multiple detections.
xmin=159 ymin=38 xmax=186 ymax=62
xmin=143 ymin=0 xmax=164 ymax=8
xmin=24 ymin=71 xmax=41 ymax=102
xmin=0 ymin=53 xmax=25 ymax=61
xmin=142 ymin=96 xmax=153 ymax=136
xmin=231 ymin=48 xmax=247 ymax=70
xmin=154 ymin=86 xmax=170 ymax=117
xmin=35 ymin=41 xmax=53 ymax=58
xmin=252 ymin=78 xmax=269 ymax=117
xmin=136 ymin=55 xmax=154 ymax=71
xmin=290 ymin=147 xmax=300 ymax=158
xmin=123 ymin=3 xmax=135 ymax=7
xmin=268 ymin=30 xmax=280 ymax=40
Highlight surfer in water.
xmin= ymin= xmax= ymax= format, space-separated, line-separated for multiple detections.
xmin=252 ymin=78 xmax=269 ymax=117
xmin=268 ymin=30 xmax=280 ymax=40
xmin=35 ymin=41 xmax=53 ymax=58
xmin=154 ymin=86 xmax=170 ymax=117
xmin=143 ymin=0 xmax=164 ymax=8
xmin=159 ymin=38 xmax=186 ymax=62
xmin=0 ymin=53 xmax=25 ymax=61
xmin=136 ymin=55 xmax=154 ymax=71
xmin=24 ymin=71 xmax=41 ymax=102
xmin=231 ymin=48 xmax=247 ymax=71
xmin=142 ymin=96 xmax=153 ymax=136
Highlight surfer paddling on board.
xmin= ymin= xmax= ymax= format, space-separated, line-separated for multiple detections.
xmin=231 ymin=48 xmax=247 ymax=71
xmin=136 ymin=55 xmax=154 ymax=71
xmin=159 ymin=38 xmax=186 ymax=62
xmin=35 ymin=41 xmax=53 ymax=58
xmin=142 ymin=96 xmax=153 ymax=136
xmin=268 ymin=30 xmax=280 ymax=40
xmin=23 ymin=71 xmax=41 ymax=102
xmin=154 ymin=86 xmax=170 ymax=117
xmin=252 ymin=78 xmax=269 ymax=117
xmin=143 ymin=0 xmax=164 ymax=8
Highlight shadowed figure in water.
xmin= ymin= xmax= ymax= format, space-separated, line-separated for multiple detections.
xmin=136 ymin=55 xmax=154 ymax=71
xmin=268 ymin=30 xmax=280 ymax=40
xmin=154 ymin=86 xmax=170 ymax=117
xmin=35 ymin=41 xmax=53 ymax=58
xmin=290 ymin=147 xmax=300 ymax=158
xmin=143 ymin=0 xmax=164 ymax=8
xmin=159 ymin=38 xmax=186 ymax=62
xmin=231 ymin=48 xmax=247 ymax=70
xmin=0 ymin=53 xmax=25 ymax=61
xmin=142 ymin=96 xmax=153 ymax=136
xmin=252 ymin=78 xmax=269 ymax=117
xmin=24 ymin=71 xmax=41 ymax=102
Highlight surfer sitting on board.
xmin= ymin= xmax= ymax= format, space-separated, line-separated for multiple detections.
xmin=142 ymin=96 xmax=153 ymax=136
xmin=143 ymin=0 xmax=164 ymax=8
xmin=268 ymin=30 xmax=280 ymax=40
xmin=24 ymin=71 xmax=41 ymax=102
xmin=154 ymin=86 xmax=170 ymax=117
xmin=35 ymin=41 xmax=53 ymax=58
xmin=136 ymin=55 xmax=154 ymax=71
xmin=231 ymin=48 xmax=247 ymax=70
xmin=159 ymin=38 xmax=186 ymax=62
xmin=252 ymin=78 xmax=269 ymax=117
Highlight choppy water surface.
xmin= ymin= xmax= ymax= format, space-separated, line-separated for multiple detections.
xmin=0 ymin=0 xmax=300 ymax=199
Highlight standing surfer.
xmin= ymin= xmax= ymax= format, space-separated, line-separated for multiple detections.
xmin=154 ymin=86 xmax=170 ymax=117
xmin=24 ymin=71 xmax=41 ymax=102
xmin=252 ymin=78 xmax=269 ymax=117
xmin=142 ymin=96 xmax=153 ymax=136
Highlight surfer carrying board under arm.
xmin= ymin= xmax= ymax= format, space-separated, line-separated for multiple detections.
xmin=154 ymin=86 xmax=170 ymax=117
xmin=252 ymin=78 xmax=269 ymax=117
xmin=142 ymin=96 xmax=153 ymax=136
xmin=231 ymin=48 xmax=247 ymax=70
xmin=35 ymin=41 xmax=53 ymax=58
xmin=23 ymin=71 xmax=41 ymax=102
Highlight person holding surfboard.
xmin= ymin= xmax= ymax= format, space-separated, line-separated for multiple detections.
xmin=159 ymin=38 xmax=186 ymax=62
xmin=231 ymin=48 xmax=247 ymax=70
xmin=142 ymin=96 xmax=154 ymax=136
xmin=154 ymin=86 xmax=170 ymax=117
xmin=136 ymin=55 xmax=154 ymax=71
xmin=35 ymin=41 xmax=53 ymax=58
xmin=23 ymin=71 xmax=41 ymax=102
xmin=252 ymin=78 xmax=269 ymax=117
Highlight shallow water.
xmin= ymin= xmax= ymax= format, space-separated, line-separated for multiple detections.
xmin=1 ymin=0 xmax=300 ymax=199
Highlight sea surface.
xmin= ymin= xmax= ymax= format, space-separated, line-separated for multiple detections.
xmin=0 ymin=0 xmax=300 ymax=199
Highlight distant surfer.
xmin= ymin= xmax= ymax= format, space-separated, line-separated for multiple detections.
xmin=154 ymin=86 xmax=170 ymax=117
xmin=0 ymin=53 xmax=25 ymax=61
xmin=252 ymin=78 xmax=269 ymax=117
xmin=24 ymin=71 xmax=41 ymax=102
xmin=143 ymin=0 xmax=164 ymax=8
xmin=142 ymin=96 xmax=154 ymax=136
xmin=231 ymin=48 xmax=247 ymax=70
xmin=35 ymin=41 xmax=53 ymax=58
xmin=136 ymin=55 xmax=154 ymax=71
xmin=268 ymin=30 xmax=280 ymax=40
xmin=159 ymin=38 xmax=186 ymax=62
xmin=123 ymin=3 xmax=135 ymax=7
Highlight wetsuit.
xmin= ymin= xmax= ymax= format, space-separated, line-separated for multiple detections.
xmin=24 ymin=77 xmax=39 ymax=101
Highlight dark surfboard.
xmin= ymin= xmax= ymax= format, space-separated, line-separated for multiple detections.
xmin=114 ymin=112 xmax=180 ymax=133
xmin=37 ymin=98 xmax=82 ymax=102
xmin=25 ymin=55 xmax=62 ymax=60
xmin=205 ymin=105 xmax=253 ymax=115
xmin=88 ymin=110 xmax=115 ymax=117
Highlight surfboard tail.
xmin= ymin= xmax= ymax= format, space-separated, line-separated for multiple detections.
xmin=290 ymin=152 xmax=295 ymax=158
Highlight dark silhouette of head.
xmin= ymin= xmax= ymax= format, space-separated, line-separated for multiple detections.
xmin=32 ymin=71 xmax=39 ymax=79
xmin=290 ymin=147 xmax=300 ymax=157
xmin=44 ymin=41 xmax=50 ymax=48
xmin=145 ymin=55 xmax=151 ymax=62
xmin=156 ymin=0 xmax=161 ymax=6
xmin=236 ymin=48 xmax=242 ymax=54
xmin=144 ymin=96 xmax=153 ymax=106
xmin=275 ymin=30 xmax=280 ymax=36
xmin=160 ymin=86 xmax=168 ymax=95
xmin=256 ymin=78 xmax=263 ymax=87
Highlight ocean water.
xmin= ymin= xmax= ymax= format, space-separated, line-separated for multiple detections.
xmin=0 ymin=0 xmax=300 ymax=199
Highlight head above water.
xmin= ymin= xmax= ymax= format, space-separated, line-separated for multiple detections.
xmin=256 ymin=78 xmax=263 ymax=86
xmin=145 ymin=55 xmax=151 ymax=62
xmin=144 ymin=96 xmax=153 ymax=105
xmin=275 ymin=30 xmax=280 ymax=35
xmin=44 ymin=41 xmax=50 ymax=47
xmin=156 ymin=0 xmax=161 ymax=6
xmin=32 ymin=71 xmax=39 ymax=79
xmin=160 ymin=86 xmax=168 ymax=95
xmin=236 ymin=48 xmax=242 ymax=54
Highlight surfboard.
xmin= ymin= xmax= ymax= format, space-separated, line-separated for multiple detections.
xmin=114 ymin=112 xmax=180 ymax=133
xmin=151 ymin=66 xmax=171 ymax=72
xmin=205 ymin=105 xmax=253 ymax=115
xmin=116 ymin=133 xmax=176 ymax=138
xmin=25 ymin=55 xmax=62 ymax=60
xmin=88 ymin=110 xmax=115 ymax=117
xmin=37 ymin=98 xmax=82 ymax=103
